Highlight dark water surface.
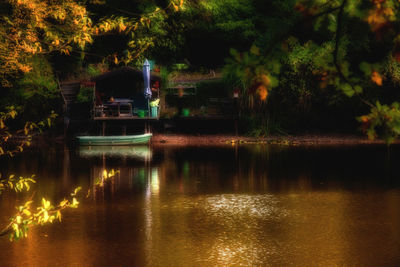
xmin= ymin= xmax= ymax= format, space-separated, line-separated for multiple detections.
xmin=1 ymin=144 xmax=400 ymax=266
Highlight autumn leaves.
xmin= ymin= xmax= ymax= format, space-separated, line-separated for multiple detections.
xmin=0 ymin=0 xmax=185 ymax=85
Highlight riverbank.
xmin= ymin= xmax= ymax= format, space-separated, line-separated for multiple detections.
xmin=24 ymin=132 xmax=399 ymax=147
xmin=151 ymin=134 xmax=399 ymax=146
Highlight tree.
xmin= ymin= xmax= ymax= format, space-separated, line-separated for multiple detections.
xmin=0 ymin=0 xmax=93 ymax=86
xmin=220 ymin=0 xmax=400 ymax=141
xmin=0 ymin=0 xmax=185 ymax=82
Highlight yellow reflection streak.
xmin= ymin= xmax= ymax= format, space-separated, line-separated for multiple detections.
xmin=151 ymin=168 xmax=159 ymax=195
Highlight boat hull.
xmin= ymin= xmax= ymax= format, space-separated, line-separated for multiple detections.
xmin=77 ymin=133 xmax=152 ymax=146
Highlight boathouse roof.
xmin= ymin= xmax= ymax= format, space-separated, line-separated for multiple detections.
xmin=91 ymin=66 xmax=161 ymax=83
xmin=91 ymin=66 xmax=161 ymax=98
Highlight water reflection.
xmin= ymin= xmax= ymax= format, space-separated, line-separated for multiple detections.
xmin=79 ymin=145 xmax=152 ymax=161
xmin=150 ymin=168 xmax=160 ymax=195
xmin=0 ymin=144 xmax=400 ymax=266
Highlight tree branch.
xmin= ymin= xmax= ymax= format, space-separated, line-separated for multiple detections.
xmin=0 ymin=191 xmax=36 ymax=237
xmin=264 ymin=4 xmax=342 ymax=57
xmin=333 ymin=0 xmax=374 ymax=108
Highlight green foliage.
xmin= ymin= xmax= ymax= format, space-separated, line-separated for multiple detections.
xmin=199 ymin=0 xmax=256 ymax=38
xmin=383 ymin=56 xmax=400 ymax=84
xmin=358 ymin=102 xmax=400 ymax=144
xmin=87 ymin=64 xmax=104 ymax=77
xmin=243 ymin=113 xmax=285 ymax=137
xmin=17 ymin=56 xmax=58 ymax=100
xmin=160 ymin=66 xmax=170 ymax=91
xmin=77 ymin=87 xmax=94 ymax=103
xmin=218 ymin=0 xmax=400 ymax=141
xmin=223 ymin=46 xmax=280 ymax=110
xmin=172 ymin=63 xmax=189 ymax=71
xmin=89 ymin=1 xmax=185 ymax=66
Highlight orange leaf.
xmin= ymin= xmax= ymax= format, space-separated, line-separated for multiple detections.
xmin=257 ymin=85 xmax=268 ymax=101
xmin=360 ymin=115 xmax=369 ymax=123
xmin=371 ymin=71 xmax=383 ymax=86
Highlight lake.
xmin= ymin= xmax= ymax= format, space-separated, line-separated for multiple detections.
xmin=1 ymin=144 xmax=400 ymax=266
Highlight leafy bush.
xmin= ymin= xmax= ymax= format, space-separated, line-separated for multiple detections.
xmin=17 ymin=56 xmax=58 ymax=100
xmin=76 ymin=87 xmax=94 ymax=103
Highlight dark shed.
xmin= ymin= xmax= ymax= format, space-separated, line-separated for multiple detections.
xmin=91 ymin=66 xmax=161 ymax=110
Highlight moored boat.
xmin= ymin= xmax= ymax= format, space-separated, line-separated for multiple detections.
xmin=77 ymin=133 xmax=152 ymax=146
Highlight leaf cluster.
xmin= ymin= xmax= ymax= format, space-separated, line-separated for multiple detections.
xmin=358 ymin=101 xmax=400 ymax=144
xmin=7 ymin=190 xmax=81 ymax=241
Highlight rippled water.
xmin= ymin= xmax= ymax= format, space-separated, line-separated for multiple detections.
xmin=1 ymin=144 xmax=400 ymax=266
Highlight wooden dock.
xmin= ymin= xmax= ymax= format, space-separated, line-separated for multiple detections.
xmin=94 ymin=116 xmax=158 ymax=121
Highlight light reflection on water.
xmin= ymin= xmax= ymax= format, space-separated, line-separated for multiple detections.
xmin=0 ymin=144 xmax=400 ymax=266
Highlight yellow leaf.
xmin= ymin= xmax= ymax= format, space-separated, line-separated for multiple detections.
xmin=59 ymin=199 xmax=68 ymax=207
xmin=119 ymin=22 xmax=126 ymax=32
xmin=42 ymin=198 xmax=50 ymax=209
xmin=10 ymin=110 xmax=17 ymax=118
xmin=23 ymin=209 xmax=31 ymax=216
xmin=71 ymin=197 xmax=79 ymax=208
xmin=71 ymin=186 xmax=82 ymax=196
xmin=43 ymin=211 xmax=49 ymax=222
xmin=56 ymin=211 xmax=62 ymax=222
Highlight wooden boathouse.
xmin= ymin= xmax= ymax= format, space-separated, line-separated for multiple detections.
xmin=60 ymin=66 xmax=161 ymax=136
xmin=60 ymin=67 xmax=239 ymax=136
